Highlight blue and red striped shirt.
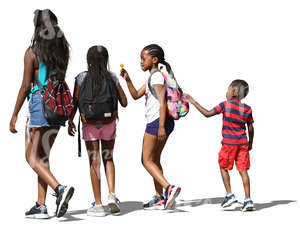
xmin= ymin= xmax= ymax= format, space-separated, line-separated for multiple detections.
xmin=214 ymin=99 xmax=254 ymax=146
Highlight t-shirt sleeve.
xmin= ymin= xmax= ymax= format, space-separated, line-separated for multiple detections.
xmin=213 ymin=101 xmax=225 ymax=114
xmin=150 ymin=72 xmax=165 ymax=86
xmin=110 ymin=72 xmax=120 ymax=86
xmin=75 ymin=71 xmax=87 ymax=86
xmin=247 ymin=108 xmax=254 ymax=124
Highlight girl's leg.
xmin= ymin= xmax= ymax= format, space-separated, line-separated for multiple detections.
xmin=36 ymin=126 xmax=59 ymax=205
xmin=101 ymin=139 xmax=116 ymax=196
xmin=85 ymin=140 xmax=102 ymax=205
xmin=153 ymin=136 xmax=169 ymax=197
xmin=25 ymin=126 xmax=60 ymax=191
xmin=142 ymin=133 xmax=169 ymax=190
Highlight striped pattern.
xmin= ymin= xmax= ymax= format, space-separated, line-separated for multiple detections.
xmin=214 ymin=99 xmax=254 ymax=145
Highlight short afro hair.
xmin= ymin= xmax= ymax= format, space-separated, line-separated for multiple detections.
xmin=230 ymin=79 xmax=249 ymax=100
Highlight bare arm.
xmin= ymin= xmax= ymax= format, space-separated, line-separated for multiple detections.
xmin=116 ymin=83 xmax=128 ymax=107
xmin=9 ymin=48 xmax=35 ymax=133
xmin=183 ymin=93 xmax=217 ymax=118
xmin=247 ymin=123 xmax=254 ymax=151
xmin=154 ymin=84 xmax=167 ymax=141
xmin=120 ymin=68 xmax=145 ymax=100
xmin=68 ymin=82 xmax=80 ymax=136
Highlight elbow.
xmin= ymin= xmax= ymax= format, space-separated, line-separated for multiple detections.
xmin=121 ymin=100 xmax=128 ymax=107
xmin=204 ymin=113 xmax=211 ymax=118
xmin=23 ymin=84 xmax=32 ymax=95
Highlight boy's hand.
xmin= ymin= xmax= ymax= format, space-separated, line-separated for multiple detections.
xmin=120 ymin=68 xmax=130 ymax=82
xmin=248 ymin=143 xmax=253 ymax=151
xmin=183 ymin=93 xmax=194 ymax=103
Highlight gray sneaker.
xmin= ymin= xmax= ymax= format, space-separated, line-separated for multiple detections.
xmin=108 ymin=194 xmax=121 ymax=214
xmin=87 ymin=203 xmax=106 ymax=217
xmin=25 ymin=203 xmax=49 ymax=219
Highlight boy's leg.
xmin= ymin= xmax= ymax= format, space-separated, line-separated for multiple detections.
xmin=239 ymin=170 xmax=250 ymax=198
xmin=236 ymin=145 xmax=251 ymax=199
xmin=218 ymin=145 xmax=238 ymax=208
xmin=220 ymin=167 xmax=232 ymax=194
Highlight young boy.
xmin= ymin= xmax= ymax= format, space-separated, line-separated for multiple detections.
xmin=184 ymin=79 xmax=255 ymax=212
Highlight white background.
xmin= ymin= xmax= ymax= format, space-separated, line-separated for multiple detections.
xmin=0 ymin=0 xmax=299 ymax=226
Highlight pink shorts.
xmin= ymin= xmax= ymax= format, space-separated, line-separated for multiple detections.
xmin=82 ymin=120 xmax=116 ymax=141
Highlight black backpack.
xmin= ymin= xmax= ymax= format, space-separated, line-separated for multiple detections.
xmin=77 ymin=72 xmax=118 ymax=156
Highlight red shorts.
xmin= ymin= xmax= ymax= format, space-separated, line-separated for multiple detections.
xmin=218 ymin=144 xmax=250 ymax=171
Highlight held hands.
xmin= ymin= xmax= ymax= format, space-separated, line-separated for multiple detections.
xmin=68 ymin=120 xmax=76 ymax=136
xmin=158 ymin=126 xmax=167 ymax=141
xmin=183 ymin=93 xmax=195 ymax=104
xmin=9 ymin=115 xmax=18 ymax=133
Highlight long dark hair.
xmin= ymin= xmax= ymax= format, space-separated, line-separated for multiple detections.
xmin=31 ymin=9 xmax=70 ymax=81
xmin=143 ymin=44 xmax=173 ymax=75
xmin=87 ymin=45 xmax=112 ymax=97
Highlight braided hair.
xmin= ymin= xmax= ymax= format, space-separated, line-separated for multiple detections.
xmin=143 ymin=44 xmax=173 ymax=75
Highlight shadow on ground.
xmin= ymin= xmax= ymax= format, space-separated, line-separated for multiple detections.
xmin=59 ymin=201 xmax=143 ymax=221
xmin=56 ymin=198 xmax=297 ymax=220
xmin=222 ymin=200 xmax=297 ymax=212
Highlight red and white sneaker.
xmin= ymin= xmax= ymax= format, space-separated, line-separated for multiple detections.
xmin=164 ymin=185 xmax=181 ymax=210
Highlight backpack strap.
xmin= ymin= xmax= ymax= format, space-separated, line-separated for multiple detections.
xmin=147 ymin=69 xmax=161 ymax=99
xmin=78 ymin=116 xmax=82 ymax=157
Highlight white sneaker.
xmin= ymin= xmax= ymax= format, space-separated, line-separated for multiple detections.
xmin=221 ymin=194 xmax=238 ymax=208
xmin=108 ymin=194 xmax=121 ymax=214
xmin=241 ymin=199 xmax=255 ymax=212
xmin=87 ymin=203 xmax=106 ymax=217
xmin=165 ymin=185 xmax=181 ymax=210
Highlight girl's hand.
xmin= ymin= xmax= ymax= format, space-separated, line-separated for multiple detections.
xmin=68 ymin=120 xmax=76 ymax=136
xmin=9 ymin=115 xmax=18 ymax=133
xmin=120 ymin=68 xmax=130 ymax=82
xmin=183 ymin=93 xmax=194 ymax=103
xmin=158 ymin=126 xmax=167 ymax=141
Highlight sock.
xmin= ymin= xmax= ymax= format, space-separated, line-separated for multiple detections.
xmin=244 ymin=197 xmax=252 ymax=202
xmin=54 ymin=184 xmax=63 ymax=195
xmin=36 ymin=202 xmax=44 ymax=207
xmin=226 ymin=192 xmax=233 ymax=197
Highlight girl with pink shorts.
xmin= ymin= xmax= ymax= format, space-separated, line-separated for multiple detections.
xmin=68 ymin=46 xmax=127 ymax=217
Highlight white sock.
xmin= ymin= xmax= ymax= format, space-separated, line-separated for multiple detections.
xmin=226 ymin=192 xmax=233 ymax=197
xmin=244 ymin=197 xmax=252 ymax=202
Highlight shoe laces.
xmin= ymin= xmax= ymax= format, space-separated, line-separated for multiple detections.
xmin=109 ymin=194 xmax=120 ymax=204
xmin=51 ymin=185 xmax=66 ymax=197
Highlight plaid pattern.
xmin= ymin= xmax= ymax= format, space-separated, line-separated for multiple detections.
xmin=43 ymin=78 xmax=73 ymax=117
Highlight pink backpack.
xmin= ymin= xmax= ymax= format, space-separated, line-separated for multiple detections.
xmin=148 ymin=65 xmax=189 ymax=120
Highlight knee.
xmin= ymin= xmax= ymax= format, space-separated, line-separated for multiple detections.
xmin=102 ymin=149 xmax=113 ymax=163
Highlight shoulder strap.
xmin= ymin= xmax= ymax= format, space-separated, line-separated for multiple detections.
xmin=34 ymin=63 xmax=45 ymax=96
xmin=78 ymin=116 xmax=82 ymax=157
xmin=147 ymin=69 xmax=161 ymax=99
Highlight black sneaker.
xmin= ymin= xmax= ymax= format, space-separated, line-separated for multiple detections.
xmin=221 ymin=194 xmax=238 ymax=208
xmin=53 ymin=185 xmax=75 ymax=218
xmin=25 ymin=202 xmax=49 ymax=219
